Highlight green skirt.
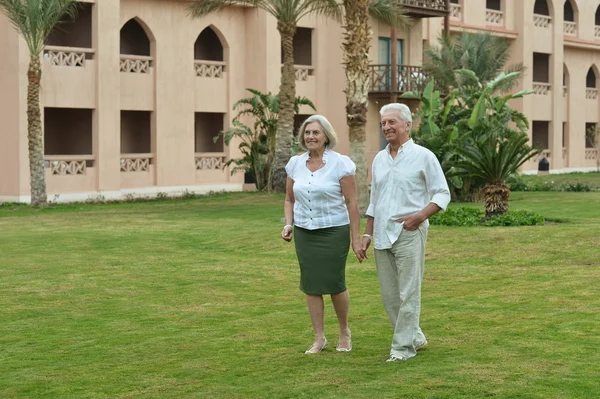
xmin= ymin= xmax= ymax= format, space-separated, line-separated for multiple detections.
xmin=293 ymin=224 xmax=350 ymax=295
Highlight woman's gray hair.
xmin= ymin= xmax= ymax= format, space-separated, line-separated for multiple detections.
xmin=380 ymin=103 xmax=412 ymax=124
xmin=297 ymin=114 xmax=338 ymax=151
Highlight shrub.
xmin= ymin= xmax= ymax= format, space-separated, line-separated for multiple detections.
xmin=429 ymin=207 xmax=483 ymax=226
xmin=430 ymin=207 xmax=545 ymax=227
xmin=483 ymin=210 xmax=545 ymax=226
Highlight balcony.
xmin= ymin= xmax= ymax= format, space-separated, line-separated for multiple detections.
xmin=369 ymin=65 xmax=429 ymax=97
xmin=400 ymin=0 xmax=449 ymax=18
xmin=195 ymin=152 xmax=228 ymax=184
xmin=485 ymin=9 xmax=504 ymax=26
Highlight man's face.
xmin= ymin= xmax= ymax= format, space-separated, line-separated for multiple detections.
xmin=381 ymin=110 xmax=411 ymax=146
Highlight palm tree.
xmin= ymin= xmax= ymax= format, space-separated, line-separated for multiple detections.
xmin=220 ymin=88 xmax=316 ymax=189
xmin=0 ymin=0 xmax=80 ymax=206
xmin=424 ymin=31 xmax=525 ymax=92
xmin=231 ymin=88 xmax=315 ymax=158
xmin=450 ymin=71 xmax=540 ymax=218
xmin=188 ymin=0 xmax=341 ymax=193
xmin=342 ymin=0 xmax=408 ymax=213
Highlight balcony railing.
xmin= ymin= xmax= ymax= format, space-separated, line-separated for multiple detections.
xmin=585 ymin=148 xmax=598 ymax=160
xmin=563 ymin=21 xmax=577 ymax=36
xmin=43 ymin=46 xmax=95 ymax=67
xmin=533 ymin=14 xmax=552 ymax=28
xmin=485 ymin=9 xmax=504 ymax=26
xmin=532 ymin=82 xmax=551 ymax=96
xmin=400 ymin=0 xmax=449 ymax=17
xmin=450 ymin=3 xmax=461 ymax=20
xmin=195 ymin=153 xmax=227 ymax=171
xmin=120 ymin=154 xmax=153 ymax=172
xmin=596 ymin=26 xmax=600 ymax=38
xmin=120 ymin=55 xmax=153 ymax=74
xmin=195 ymin=61 xmax=226 ymax=78
xmin=369 ymin=64 xmax=428 ymax=95
xmin=295 ymin=66 xmax=314 ymax=82
xmin=586 ymin=88 xmax=598 ymax=99
xmin=45 ymin=155 xmax=94 ymax=175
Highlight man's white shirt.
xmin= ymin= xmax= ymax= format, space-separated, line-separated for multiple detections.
xmin=366 ymin=139 xmax=451 ymax=250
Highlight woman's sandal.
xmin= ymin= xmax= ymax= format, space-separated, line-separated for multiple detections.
xmin=336 ymin=330 xmax=352 ymax=352
xmin=305 ymin=338 xmax=328 ymax=354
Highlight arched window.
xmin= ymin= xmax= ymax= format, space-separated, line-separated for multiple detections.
xmin=533 ymin=0 xmax=550 ymax=16
xmin=586 ymin=67 xmax=597 ymax=88
xmin=563 ymin=0 xmax=574 ymax=22
xmin=194 ymin=27 xmax=224 ymax=62
xmin=596 ymin=5 xmax=600 ymax=26
xmin=120 ymin=18 xmax=151 ymax=56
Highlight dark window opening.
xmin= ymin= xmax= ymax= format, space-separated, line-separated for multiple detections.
xmin=120 ymin=19 xmax=150 ymax=56
xmin=195 ymin=28 xmax=224 ymax=61
xmin=586 ymin=123 xmax=597 ymax=148
xmin=586 ymin=68 xmax=597 ymax=88
xmin=121 ymin=111 xmax=152 ymax=153
xmin=564 ymin=0 xmax=575 ymax=22
xmin=195 ymin=113 xmax=224 ymax=153
xmin=486 ymin=0 xmax=501 ymax=11
xmin=534 ymin=0 xmax=550 ymax=16
xmin=532 ymin=121 xmax=549 ymax=150
xmin=46 ymin=3 xmax=93 ymax=48
xmin=282 ymin=27 xmax=313 ymax=66
xmin=44 ymin=108 xmax=93 ymax=155
xmin=533 ymin=53 xmax=550 ymax=83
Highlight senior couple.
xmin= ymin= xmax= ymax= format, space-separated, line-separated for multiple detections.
xmin=281 ymin=103 xmax=451 ymax=362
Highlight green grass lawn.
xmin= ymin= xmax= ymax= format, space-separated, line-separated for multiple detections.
xmin=520 ymin=171 xmax=600 ymax=186
xmin=1 ymin=192 xmax=599 ymax=398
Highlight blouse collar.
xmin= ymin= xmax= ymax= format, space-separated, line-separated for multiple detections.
xmin=306 ymin=147 xmax=331 ymax=164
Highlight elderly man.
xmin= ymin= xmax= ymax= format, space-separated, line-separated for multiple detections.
xmin=362 ymin=103 xmax=450 ymax=362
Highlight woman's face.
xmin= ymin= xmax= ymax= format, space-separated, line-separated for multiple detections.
xmin=303 ymin=122 xmax=327 ymax=151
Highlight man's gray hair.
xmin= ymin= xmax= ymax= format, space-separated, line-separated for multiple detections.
xmin=380 ymin=103 xmax=412 ymax=124
xmin=298 ymin=114 xmax=338 ymax=151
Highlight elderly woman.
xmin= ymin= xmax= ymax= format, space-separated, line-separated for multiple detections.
xmin=281 ymin=114 xmax=365 ymax=354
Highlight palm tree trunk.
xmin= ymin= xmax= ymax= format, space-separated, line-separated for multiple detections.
xmin=27 ymin=56 xmax=47 ymax=206
xmin=482 ymin=182 xmax=510 ymax=219
xmin=343 ymin=0 xmax=371 ymax=215
xmin=270 ymin=22 xmax=297 ymax=193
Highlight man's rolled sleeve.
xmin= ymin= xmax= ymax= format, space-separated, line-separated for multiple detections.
xmin=366 ymin=203 xmax=375 ymax=217
xmin=430 ymin=192 xmax=451 ymax=212
xmin=425 ymin=152 xmax=451 ymax=211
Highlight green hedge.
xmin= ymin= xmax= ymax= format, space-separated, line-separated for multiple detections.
xmin=430 ymin=207 xmax=545 ymax=226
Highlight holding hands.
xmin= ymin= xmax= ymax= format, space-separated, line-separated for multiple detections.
xmin=352 ymin=240 xmax=367 ymax=263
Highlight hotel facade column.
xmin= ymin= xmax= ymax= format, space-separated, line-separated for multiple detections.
xmin=93 ymin=0 xmax=122 ymax=193
xmin=550 ymin=1 xmax=564 ymax=169
xmin=0 ymin=13 xmax=23 ymax=200
xmin=154 ymin=4 xmax=195 ymax=188
xmin=512 ymin=0 xmax=534 ymax=169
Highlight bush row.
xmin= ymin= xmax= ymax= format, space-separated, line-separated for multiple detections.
xmin=507 ymin=176 xmax=599 ymax=192
xmin=429 ymin=207 xmax=545 ymax=227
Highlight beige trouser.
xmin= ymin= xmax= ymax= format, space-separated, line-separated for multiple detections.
xmin=374 ymin=226 xmax=428 ymax=359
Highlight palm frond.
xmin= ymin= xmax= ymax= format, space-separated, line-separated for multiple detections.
xmin=187 ymin=0 xmax=256 ymax=18
xmin=297 ymin=0 xmax=342 ymax=23
xmin=368 ymin=0 xmax=410 ymax=30
xmin=0 ymin=0 xmax=80 ymax=55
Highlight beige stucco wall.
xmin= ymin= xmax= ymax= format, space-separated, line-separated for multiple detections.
xmin=425 ymin=0 xmax=600 ymax=173
xmin=0 ymin=12 xmax=21 ymax=198
xmin=4 ymin=0 xmax=600 ymax=202
xmin=2 ymin=0 xmax=432 ymax=201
